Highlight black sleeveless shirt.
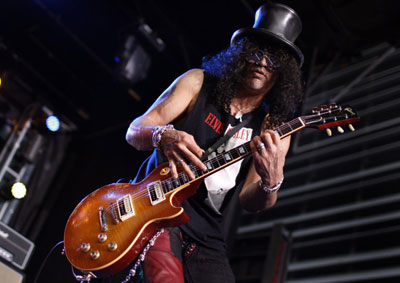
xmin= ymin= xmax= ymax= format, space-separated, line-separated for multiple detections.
xmin=133 ymin=73 xmax=267 ymax=252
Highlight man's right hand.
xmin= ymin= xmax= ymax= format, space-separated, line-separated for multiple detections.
xmin=160 ymin=128 xmax=207 ymax=179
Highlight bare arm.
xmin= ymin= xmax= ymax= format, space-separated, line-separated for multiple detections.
xmin=239 ymin=129 xmax=291 ymax=212
xmin=126 ymin=68 xmax=207 ymax=178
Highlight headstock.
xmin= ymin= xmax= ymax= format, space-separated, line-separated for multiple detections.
xmin=303 ymin=103 xmax=360 ymax=135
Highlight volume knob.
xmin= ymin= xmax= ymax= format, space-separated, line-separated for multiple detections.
xmin=80 ymin=243 xmax=91 ymax=252
xmin=98 ymin=233 xmax=107 ymax=243
xmin=90 ymin=250 xmax=100 ymax=260
xmin=108 ymin=242 xmax=118 ymax=251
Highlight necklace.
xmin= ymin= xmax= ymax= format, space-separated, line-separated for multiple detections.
xmin=232 ymin=104 xmax=256 ymax=122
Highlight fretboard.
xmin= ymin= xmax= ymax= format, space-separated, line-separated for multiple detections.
xmin=158 ymin=116 xmax=305 ymax=195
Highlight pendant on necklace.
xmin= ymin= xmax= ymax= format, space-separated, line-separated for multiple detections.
xmin=235 ymin=110 xmax=243 ymax=122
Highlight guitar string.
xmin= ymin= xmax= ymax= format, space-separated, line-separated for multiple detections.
xmin=104 ymin=145 xmax=248 ymax=214
xmin=108 ymin=141 xmax=252 ymax=206
xmin=105 ymin=119 xmax=289 ymax=213
xmin=105 ymin=169 xmax=200 ymax=214
xmin=105 ymin=127 xmax=268 ymax=212
xmin=104 ymin=116 xmax=315 ymax=214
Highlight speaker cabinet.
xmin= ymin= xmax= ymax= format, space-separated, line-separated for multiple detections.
xmin=0 ymin=261 xmax=24 ymax=283
xmin=0 ymin=221 xmax=34 ymax=270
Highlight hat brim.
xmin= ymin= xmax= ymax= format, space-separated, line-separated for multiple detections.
xmin=231 ymin=28 xmax=304 ymax=67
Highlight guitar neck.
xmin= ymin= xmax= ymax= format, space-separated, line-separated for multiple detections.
xmin=160 ymin=117 xmax=306 ymax=194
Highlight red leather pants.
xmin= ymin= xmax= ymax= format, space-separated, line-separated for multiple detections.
xmin=143 ymin=228 xmax=184 ymax=283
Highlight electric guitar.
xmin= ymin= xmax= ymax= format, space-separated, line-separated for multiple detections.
xmin=64 ymin=104 xmax=360 ymax=278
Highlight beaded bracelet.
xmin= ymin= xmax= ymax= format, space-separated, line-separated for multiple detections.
xmin=258 ymin=176 xmax=284 ymax=194
xmin=151 ymin=124 xmax=174 ymax=149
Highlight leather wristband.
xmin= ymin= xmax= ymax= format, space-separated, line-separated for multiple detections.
xmin=258 ymin=176 xmax=284 ymax=194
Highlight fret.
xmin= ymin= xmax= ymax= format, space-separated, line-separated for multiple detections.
xmin=282 ymin=124 xmax=292 ymax=135
xmin=180 ymin=172 xmax=189 ymax=184
xmin=217 ymin=154 xmax=227 ymax=166
xmin=276 ymin=117 xmax=303 ymax=136
xmin=275 ymin=127 xmax=283 ymax=136
xmin=292 ymin=118 xmax=304 ymax=130
xmin=276 ymin=123 xmax=291 ymax=136
xmin=164 ymin=178 xmax=174 ymax=192
xmin=211 ymin=157 xmax=220 ymax=169
xmin=243 ymin=143 xmax=251 ymax=153
xmin=189 ymin=165 xmax=200 ymax=178
xmin=160 ymin=173 xmax=189 ymax=194
xmin=196 ymin=167 xmax=204 ymax=177
xmin=173 ymin=178 xmax=180 ymax=188
xmin=230 ymin=147 xmax=241 ymax=159
xmin=178 ymin=174 xmax=183 ymax=185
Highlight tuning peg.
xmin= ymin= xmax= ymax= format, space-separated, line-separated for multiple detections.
xmin=329 ymin=103 xmax=337 ymax=109
xmin=337 ymin=126 xmax=344 ymax=134
xmin=348 ymin=124 xmax=355 ymax=132
xmin=320 ymin=105 xmax=328 ymax=111
xmin=312 ymin=107 xmax=319 ymax=113
xmin=326 ymin=128 xmax=332 ymax=136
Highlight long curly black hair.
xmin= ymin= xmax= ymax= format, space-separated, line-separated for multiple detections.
xmin=201 ymin=37 xmax=304 ymax=127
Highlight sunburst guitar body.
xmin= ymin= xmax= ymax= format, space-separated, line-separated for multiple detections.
xmin=64 ymin=164 xmax=201 ymax=277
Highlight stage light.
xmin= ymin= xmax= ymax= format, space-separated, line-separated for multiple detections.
xmin=138 ymin=23 xmax=166 ymax=52
xmin=116 ymin=35 xmax=151 ymax=85
xmin=11 ymin=182 xmax=27 ymax=199
xmin=45 ymin=115 xmax=60 ymax=132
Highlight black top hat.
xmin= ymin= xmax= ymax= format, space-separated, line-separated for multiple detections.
xmin=231 ymin=2 xmax=304 ymax=67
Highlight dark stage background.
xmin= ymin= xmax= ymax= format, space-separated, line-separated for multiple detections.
xmin=0 ymin=0 xmax=399 ymax=282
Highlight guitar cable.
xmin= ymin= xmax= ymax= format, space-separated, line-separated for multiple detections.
xmin=33 ymin=240 xmax=64 ymax=283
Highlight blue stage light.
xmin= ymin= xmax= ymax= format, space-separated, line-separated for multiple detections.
xmin=46 ymin=115 xmax=60 ymax=132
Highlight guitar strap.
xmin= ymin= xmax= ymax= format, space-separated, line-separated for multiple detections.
xmin=200 ymin=117 xmax=251 ymax=162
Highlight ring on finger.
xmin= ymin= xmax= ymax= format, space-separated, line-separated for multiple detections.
xmin=177 ymin=159 xmax=184 ymax=165
xmin=256 ymin=143 xmax=266 ymax=152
